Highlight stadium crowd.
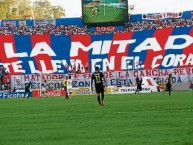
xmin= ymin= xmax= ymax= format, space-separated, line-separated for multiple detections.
xmin=1 ymin=17 xmax=193 ymax=90
xmin=0 ymin=66 xmax=11 ymax=91
xmin=0 ymin=24 xmax=90 ymax=35
xmin=123 ymin=18 xmax=193 ymax=32
xmin=0 ymin=18 xmax=193 ymax=35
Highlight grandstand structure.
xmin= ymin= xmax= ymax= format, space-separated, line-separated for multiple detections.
xmin=0 ymin=11 xmax=193 ymax=35
xmin=0 ymin=10 xmax=192 ymax=35
xmin=0 ymin=10 xmax=193 ymax=97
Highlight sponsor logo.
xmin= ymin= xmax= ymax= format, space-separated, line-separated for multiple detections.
xmin=111 ymin=87 xmax=152 ymax=94
xmin=0 ymin=92 xmax=26 ymax=99
xmin=120 ymin=88 xmax=151 ymax=93
xmin=42 ymin=90 xmax=64 ymax=97
xmin=75 ymin=88 xmax=91 ymax=94
xmin=112 ymin=87 xmax=119 ymax=92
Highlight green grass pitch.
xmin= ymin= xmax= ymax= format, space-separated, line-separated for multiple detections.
xmin=83 ymin=6 xmax=127 ymax=23
xmin=0 ymin=91 xmax=193 ymax=145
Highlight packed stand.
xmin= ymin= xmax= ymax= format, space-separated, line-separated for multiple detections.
xmin=0 ymin=66 xmax=11 ymax=91
xmin=0 ymin=18 xmax=193 ymax=35
xmin=0 ymin=24 xmax=90 ymax=35
xmin=123 ymin=18 xmax=193 ymax=32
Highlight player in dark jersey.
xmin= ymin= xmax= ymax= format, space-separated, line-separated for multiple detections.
xmin=163 ymin=73 xmax=172 ymax=96
xmin=165 ymin=74 xmax=172 ymax=96
xmin=91 ymin=67 xmax=107 ymax=106
xmin=24 ymin=81 xmax=32 ymax=98
xmin=135 ymin=77 xmax=143 ymax=94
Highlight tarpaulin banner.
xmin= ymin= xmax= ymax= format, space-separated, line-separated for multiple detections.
xmin=11 ymin=74 xmax=65 ymax=90
xmin=0 ymin=27 xmax=193 ymax=74
xmin=142 ymin=12 xmax=183 ymax=20
xmin=10 ymin=68 xmax=193 ymax=90
xmin=34 ymin=19 xmax=56 ymax=26
xmin=0 ymin=92 xmax=32 ymax=99
xmin=2 ymin=20 xmax=17 ymax=27
xmin=32 ymin=89 xmax=65 ymax=97
xmin=110 ymin=86 xmax=155 ymax=94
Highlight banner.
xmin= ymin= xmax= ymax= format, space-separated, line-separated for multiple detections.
xmin=10 ymin=69 xmax=193 ymax=90
xmin=2 ymin=21 xmax=16 ymax=27
xmin=72 ymin=87 xmax=92 ymax=95
xmin=191 ymin=11 xmax=193 ymax=18
xmin=11 ymin=74 xmax=65 ymax=90
xmin=0 ymin=92 xmax=32 ymax=99
xmin=142 ymin=12 xmax=183 ymax=20
xmin=34 ymin=19 xmax=56 ymax=26
xmin=18 ymin=21 xmax=26 ymax=27
xmin=72 ymin=87 xmax=111 ymax=95
xmin=95 ymin=26 xmax=116 ymax=32
xmin=0 ymin=27 xmax=193 ymax=74
xmin=0 ymin=90 xmax=64 ymax=98
xmin=111 ymin=86 xmax=155 ymax=94
xmin=32 ymin=90 xmax=65 ymax=97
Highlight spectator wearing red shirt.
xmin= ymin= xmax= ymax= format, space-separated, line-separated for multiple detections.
xmin=77 ymin=63 xmax=81 ymax=73
xmin=85 ymin=62 xmax=88 ymax=72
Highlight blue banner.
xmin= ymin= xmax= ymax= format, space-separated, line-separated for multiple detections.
xmin=0 ymin=27 xmax=193 ymax=74
xmin=0 ymin=92 xmax=32 ymax=99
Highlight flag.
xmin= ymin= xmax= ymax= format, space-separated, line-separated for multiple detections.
xmin=191 ymin=11 xmax=193 ymax=17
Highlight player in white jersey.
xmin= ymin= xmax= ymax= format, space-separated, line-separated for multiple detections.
xmin=41 ymin=80 xmax=48 ymax=97
xmin=66 ymin=76 xmax=73 ymax=99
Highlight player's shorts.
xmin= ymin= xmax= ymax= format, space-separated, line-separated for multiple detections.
xmin=67 ymin=87 xmax=72 ymax=93
xmin=25 ymin=88 xmax=30 ymax=92
xmin=42 ymin=87 xmax=46 ymax=92
xmin=166 ymin=83 xmax=171 ymax=89
xmin=95 ymin=85 xmax=104 ymax=93
xmin=63 ymin=86 xmax=67 ymax=91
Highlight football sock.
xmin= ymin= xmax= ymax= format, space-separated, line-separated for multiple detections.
xmin=97 ymin=96 xmax=101 ymax=104
xmin=101 ymin=93 xmax=104 ymax=101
